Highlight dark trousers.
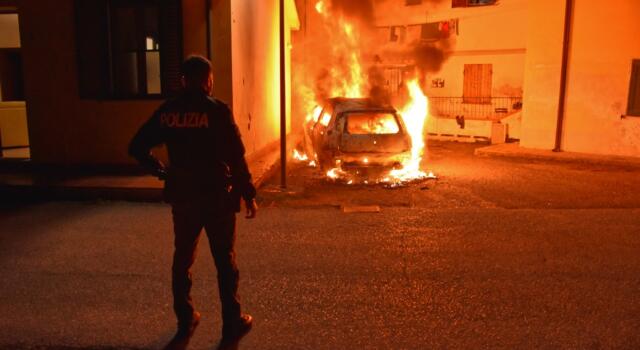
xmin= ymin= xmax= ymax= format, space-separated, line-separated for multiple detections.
xmin=171 ymin=202 xmax=241 ymax=328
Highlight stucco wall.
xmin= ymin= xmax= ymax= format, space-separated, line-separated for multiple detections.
xmin=561 ymin=1 xmax=640 ymax=157
xmin=519 ymin=0 xmax=566 ymax=150
xmin=521 ymin=0 xmax=640 ymax=157
xmin=374 ymin=0 xmax=528 ymax=99
xmin=424 ymin=51 xmax=525 ymax=98
xmin=230 ymin=0 xmax=298 ymax=156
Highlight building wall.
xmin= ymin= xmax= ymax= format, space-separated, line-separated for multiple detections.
xmin=18 ymin=0 xmax=165 ymax=164
xmin=230 ymin=0 xmax=299 ymax=155
xmin=519 ymin=0 xmax=570 ymax=150
xmin=15 ymin=0 xmax=239 ymax=164
xmin=521 ymin=0 xmax=640 ymax=157
xmin=374 ymin=0 xmax=528 ymax=99
xmin=18 ymin=0 xmax=297 ymax=165
xmin=561 ymin=1 xmax=640 ymax=156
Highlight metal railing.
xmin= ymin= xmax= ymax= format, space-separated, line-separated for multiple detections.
xmin=428 ymin=96 xmax=523 ymax=120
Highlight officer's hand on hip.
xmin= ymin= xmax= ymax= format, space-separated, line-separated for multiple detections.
xmin=245 ymin=198 xmax=258 ymax=219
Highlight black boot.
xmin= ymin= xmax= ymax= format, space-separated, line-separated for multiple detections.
xmin=218 ymin=314 xmax=253 ymax=349
xmin=164 ymin=311 xmax=201 ymax=350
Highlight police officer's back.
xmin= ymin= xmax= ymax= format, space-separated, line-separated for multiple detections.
xmin=129 ymin=55 xmax=256 ymax=349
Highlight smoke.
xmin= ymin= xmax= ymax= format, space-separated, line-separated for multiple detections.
xmin=410 ymin=39 xmax=452 ymax=74
xmin=327 ymin=0 xmax=376 ymax=24
xmin=292 ymin=0 xmax=453 ymax=119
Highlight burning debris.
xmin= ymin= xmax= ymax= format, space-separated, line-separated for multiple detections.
xmin=292 ymin=0 xmax=450 ymax=187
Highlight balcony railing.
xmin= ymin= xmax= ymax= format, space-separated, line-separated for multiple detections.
xmin=428 ymin=96 xmax=523 ymax=120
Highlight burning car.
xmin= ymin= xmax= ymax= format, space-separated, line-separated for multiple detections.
xmin=303 ymin=97 xmax=412 ymax=172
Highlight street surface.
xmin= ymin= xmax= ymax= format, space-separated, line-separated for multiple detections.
xmin=1 ymin=142 xmax=639 ymax=349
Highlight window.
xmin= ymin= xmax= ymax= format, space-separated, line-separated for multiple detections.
xmin=452 ymin=0 xmax=497 ymax=8
xmin=110 ymin=1 xmax=161 ymax=95
xmin=463 ymin=64 xmax=492 ymax=104
xmin=389 ymin=26 xmax=405 ymax=43
xmin=627 ymin=60 xmax=640 ymax=116
xmin=421 ymin=22 xmax=449 ymax=41
xmin=345 ymin=112 xmax=400 ymax=135
xmin=75 ymin=0 xmax=183 ymax=99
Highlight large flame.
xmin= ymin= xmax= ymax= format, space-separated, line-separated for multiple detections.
xmin=385 ymin=79 xmax=433 ymax=184
xmin=292 ymin=1 xmax=436 ymax=186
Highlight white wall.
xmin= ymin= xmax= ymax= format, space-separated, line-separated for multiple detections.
xmin=521 ymin=0 xmax=640 ymax=157
xmin=374 ymin=0 xmax=528 ymax=99
xmin=561 ymin=0 xmax=640 ymax=156
xmin=518 ymin=0 xmax=566 ymax=150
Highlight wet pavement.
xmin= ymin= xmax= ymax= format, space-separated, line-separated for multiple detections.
xmin=1 ymin=142 xmax=639 ymax=349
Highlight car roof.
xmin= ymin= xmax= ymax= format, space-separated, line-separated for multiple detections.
xmin=327 ymin=98 xmax=397 ymax=114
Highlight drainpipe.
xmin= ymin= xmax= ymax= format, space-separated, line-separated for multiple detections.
xmin=279 ymin=0 xmax=287 ymax=188
xmin=553 ymin=0 xmax=574 ymax=152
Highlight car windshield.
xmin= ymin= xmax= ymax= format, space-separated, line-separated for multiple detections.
xmin=345 ymin=112 xmax=400 ymax=135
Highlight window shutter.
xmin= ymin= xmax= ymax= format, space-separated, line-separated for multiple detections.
xmin=160 ymin=0 xmax=183 ymax=97
xmin=463 ymin=64 xmax=492 ymax=104
xmin=74 ymin=0 xmax=109 ymax=99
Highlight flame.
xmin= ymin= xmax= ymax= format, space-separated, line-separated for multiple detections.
xmin=326 ymin=167 xmax=345 ymax=179
xmin=319 ymin=111 xmax=332 ymax=127
xmin=296 ymin=2 xmax=435 ymax=186
xmin=293 ymin=149 xmax=308 ymax=161
xmin=305 ymin=105 xmax=323 ymax=124
xmin=315 ymin=0 xmax=327 ymax=16
xmin=386 ymin=79 xmax=431 ymax=183
xmin=292 ymin=149 xmax=318 ymax=167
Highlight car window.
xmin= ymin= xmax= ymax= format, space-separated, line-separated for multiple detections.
xmin=318 ymin=110 xmax=332 ymax=127
xmin=345 ymin=112 xmax=400 ymax=135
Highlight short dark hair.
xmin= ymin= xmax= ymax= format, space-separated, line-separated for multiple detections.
xmin=181 ymin=55 xmax=212 ymax=87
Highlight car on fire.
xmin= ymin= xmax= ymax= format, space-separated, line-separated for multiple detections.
xmin=303 ymin=97 xmax=412 ymax=171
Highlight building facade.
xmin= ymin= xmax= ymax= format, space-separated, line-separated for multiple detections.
xmin=0 ymin=0 xmax=298 ymax=165
xmin=374 ymin=0 xmax=640 ymax=158
xmin=521 ymin=0 xmax=640 ymax=157
xmin=372 ymin=0 xmax=527 ymax=141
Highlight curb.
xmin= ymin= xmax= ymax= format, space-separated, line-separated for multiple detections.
xmin=0 ymin=137 xmax=295 ymax=202
xmin=475 ymin=143 xmax=640 ymax=169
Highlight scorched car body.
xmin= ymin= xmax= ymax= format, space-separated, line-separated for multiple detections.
xmin=304 ymin=98 xmax=412 ymax=170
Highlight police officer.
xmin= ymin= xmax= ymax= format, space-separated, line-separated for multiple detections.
xmin=129 ymin=55 xmax=257 ymax=349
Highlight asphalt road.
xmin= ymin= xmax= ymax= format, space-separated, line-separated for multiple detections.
xmin=1 ymin=142 xmax=639 ymax=349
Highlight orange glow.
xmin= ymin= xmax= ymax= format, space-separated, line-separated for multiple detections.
xmin=293 ymin=149 xmax=309 ymax=161
xmin=386 ymin=79 xmax=432 ymax=184
xmin=319 ymin=111 xmax=332 ymax=127
xmin=296 ymin=3 xmax=435 ymax=185
xmin=315 ymin=1 xmax=326 ymax=16
xmin=328 ymin=19 xmax=366 ymax=98
xmin=346 ymin=112 xmax=400 ymax=134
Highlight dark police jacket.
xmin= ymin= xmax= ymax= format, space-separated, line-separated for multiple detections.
xmin=128 ymin=90 xmax=256 ymax=211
